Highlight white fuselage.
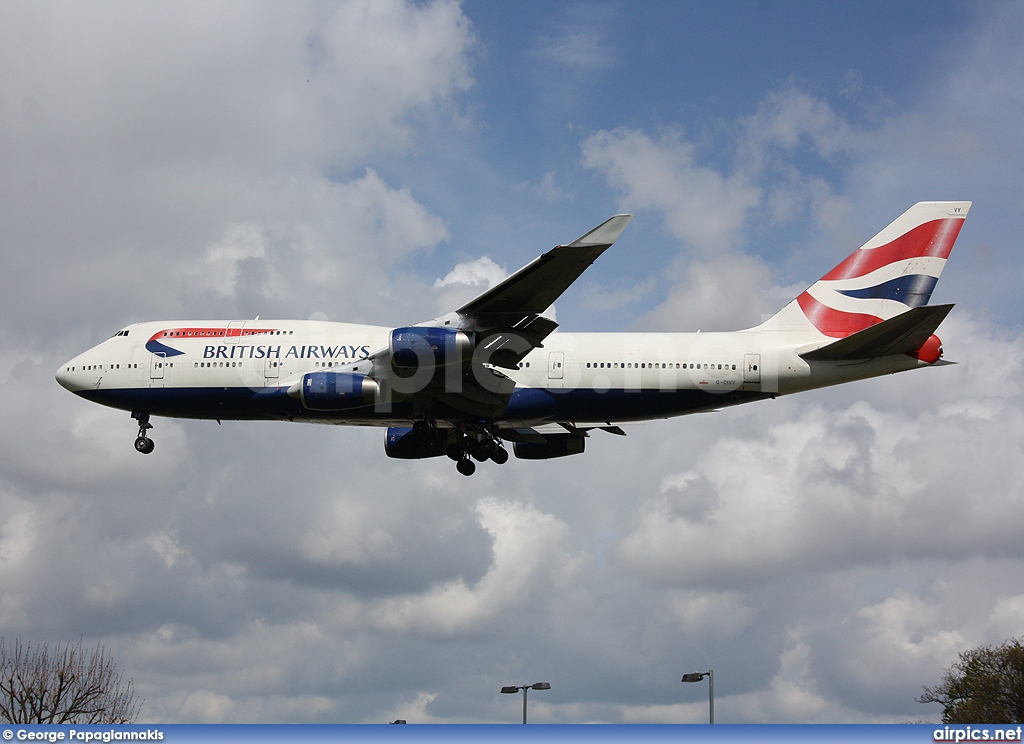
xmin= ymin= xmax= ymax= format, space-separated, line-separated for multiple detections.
xmin=55 ymin=319 xmax=929 ymax=427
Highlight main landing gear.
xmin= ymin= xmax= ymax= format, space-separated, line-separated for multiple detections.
xmin=132 ymin=411 xmax=155 ymax=454
xmin=445 ymin=431 xmax=509 ymax=477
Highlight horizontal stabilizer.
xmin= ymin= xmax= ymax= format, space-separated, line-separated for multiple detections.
xmin=800 ymin=303 xmax=954 ymax=361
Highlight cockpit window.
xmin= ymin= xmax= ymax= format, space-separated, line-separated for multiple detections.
xmin=111 ymin=329 xmax=130 ymax=338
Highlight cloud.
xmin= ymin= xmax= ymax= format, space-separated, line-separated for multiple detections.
xmin=0 ymin=1 xmax=473 ymax=171
xmin=633 ymin=252 xmax=789 ymax=332
xmin=0 ymin=1 xmax=470 ymax=338
xmin=176 ymin=168 xmax=451 ymax=322
xmin=365 ymin=498 xmax=577 ymax=637
xmin=5 ymin=0 xmax=1024 ymax=726
xmin=614 ymin=342 xmax=1024 ymax=588
xmin=431 ymin=256 xmax=507 ymax=313
xmin=532 ymin=5 xmax=617 ymax=71
xmin=582 ymin=128 xmax=761 ymax=255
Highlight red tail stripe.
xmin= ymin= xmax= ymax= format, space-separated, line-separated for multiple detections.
xmin=821 ymin=218 xmax=964 ymax=281
xmin=797 ymin=292 xmax=882 ymax=338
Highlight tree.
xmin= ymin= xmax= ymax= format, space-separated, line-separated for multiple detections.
xmin=919 ymin=638 xmax=1024 ymax=723
xmin=0 ymin=638 xmax=141 ymax=724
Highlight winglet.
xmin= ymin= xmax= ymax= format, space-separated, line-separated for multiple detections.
xmin=567 ymin=214 xmax=633 ymax=248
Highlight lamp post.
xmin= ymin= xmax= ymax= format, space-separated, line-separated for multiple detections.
xmin=500 ymin=682 xmax=550 ymax=723
xmin=681 ymin=670 xmax=714 ymax=723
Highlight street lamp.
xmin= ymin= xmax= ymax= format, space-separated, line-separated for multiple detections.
xmin=500 ymin=682 xmax=551 ymax=723
xmin=681 ymin=670 xmax=714 ymax=723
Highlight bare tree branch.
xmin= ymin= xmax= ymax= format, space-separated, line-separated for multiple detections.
xmin=0 ymin=638 xmax=141 ymax=724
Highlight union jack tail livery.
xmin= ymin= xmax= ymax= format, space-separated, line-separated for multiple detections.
xmin=760 ymin=201 xmax=971 ymax=341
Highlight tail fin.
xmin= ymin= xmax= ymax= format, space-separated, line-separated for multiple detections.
xmin=758 ymin=201 xmax=971 ymax=337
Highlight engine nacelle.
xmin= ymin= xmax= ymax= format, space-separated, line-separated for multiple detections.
xmin=384 ymin=426 xmax=455 ymax=459
xmin=389 ymin=327 xmax=473 ymax=377
xmin=513 ymin=434 xmax=586 ymax=460
xmin=292 ymin=371 xmax=379 ymax=410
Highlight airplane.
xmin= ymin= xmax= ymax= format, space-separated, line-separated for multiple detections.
xmin=56 ymin=201 xmax=971 ymax=476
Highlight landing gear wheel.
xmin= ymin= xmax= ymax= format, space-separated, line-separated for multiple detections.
xmin=412 ymin=420 xmax=431 ymax=437
xmin=424 ymin=434 xmax=442 ymax=454
xmin=446 ymin=443 xmax=463 ymax=461
xmin=131 ymin=411 xmax=154 ymax=454
xmin=460 ymin=435 xmax=478 ymax=457
xmin=476 ymin=438 xmax=496 ymax=459
xmin=456 ymin=458 xmax=476 ymax=477
xmin=490 ymin=446 xmax=509 ymax=465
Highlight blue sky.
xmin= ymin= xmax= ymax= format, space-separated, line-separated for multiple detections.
xmin=371 ymin=1 xmax=1017 ymax=332
xmin=1 ymin=0 xmax=1024 ymax=725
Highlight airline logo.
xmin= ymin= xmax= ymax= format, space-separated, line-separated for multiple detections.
xmin=797 ymin=217 xmax=965 ymax=338
xmin=146 ymin=327 xmax=280 ymax=357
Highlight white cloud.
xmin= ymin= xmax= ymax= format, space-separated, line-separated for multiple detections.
xmin=366 ymin=498 xmax=578 ymax=636
xmin=615 ymin=316 xmax=1024 ymax=588
xmin=434 ymin=256 xmax=507 ymax=290
xmin=4 ymin=0 xmax=1024 ymax=726
xmin=432 ymin=256 xmax=507 ymax=313
xmin=0 ymin=1 xmax=469 ymax=336
xmin=0 ymin=1 xmax=472 ymax=171
xmin=582 ymin=128 xmax=761 ymax=254
xmin=180 ymin=690 xmax=235 ymax=723
xmin=739 ymin=86 xmax=862 ymax=169
xmin=633 ymin=252 xmax=783 ymax=332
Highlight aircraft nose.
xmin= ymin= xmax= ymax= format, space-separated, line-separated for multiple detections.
xmin=55 ymin=363 xmax=72 ymax=391
xmin=55 ymin=359 xmax=80 ymax=392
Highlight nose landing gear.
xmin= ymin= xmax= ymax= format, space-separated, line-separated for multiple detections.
xmin=132 ymin=411 xmax=155 ymax=454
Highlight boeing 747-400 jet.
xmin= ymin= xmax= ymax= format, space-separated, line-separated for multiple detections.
xmin=56 ymin=201 xmax=970 ymax=475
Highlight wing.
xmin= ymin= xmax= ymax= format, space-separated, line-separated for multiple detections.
xmin=454 ymin=213 xmax=633 ymax=369
xmin=459 ymin=214 xmax=634 ymax=316
xmin=366 ymin=214 xmax=633 ymax=420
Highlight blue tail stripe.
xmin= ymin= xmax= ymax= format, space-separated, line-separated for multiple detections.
xmin=837 ymin=274 xmax=938 ymax=307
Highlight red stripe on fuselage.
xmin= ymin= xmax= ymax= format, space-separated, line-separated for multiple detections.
xmin=821 ymin=218 xmax=963 ymax=281
xmin=147 ymin=327 xmax=280 ymax=342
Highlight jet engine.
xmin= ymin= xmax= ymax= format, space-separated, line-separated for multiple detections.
xmin=389 ymin=327 xmax=473 ymax=377
xmin=513 ymin=433 xmax=586 ymax=460
xmin=291 ymin=371 xmax=379 ymax=410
